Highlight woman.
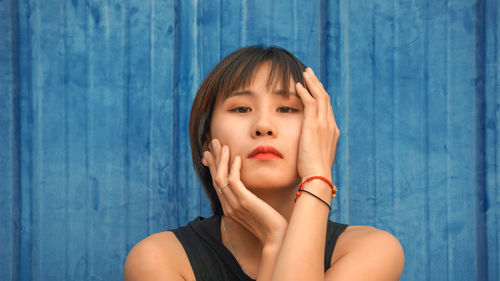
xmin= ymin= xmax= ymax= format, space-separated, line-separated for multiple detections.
xmin=124 ymin=46 xmax=404 ymax=281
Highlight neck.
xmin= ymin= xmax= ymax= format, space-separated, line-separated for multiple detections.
xmin=249 ymin=186 xmax=297 ymax=221
xmin=220 ymin=184 xmax=298 ymax=275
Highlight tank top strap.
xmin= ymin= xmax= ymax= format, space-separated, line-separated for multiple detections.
xmin=324 ymin=220 xmax=349 ymax=271
xmin=172 ymin=216 xmax=255 ymax=280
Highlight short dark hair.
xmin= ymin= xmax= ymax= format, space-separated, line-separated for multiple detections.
xmin=188 ymin=46 xmax=307 ymax=215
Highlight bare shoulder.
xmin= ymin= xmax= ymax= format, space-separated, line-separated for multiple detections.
xmin=328 ymin=225 xmax=404 ymax=281
xmin=124 ymin=231 xmax=195 ymax=281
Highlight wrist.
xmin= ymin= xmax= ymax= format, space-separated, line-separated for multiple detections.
xmin=262 ymin=234 xmax=285 ymax=253
xmin=298 ymin=176 xmax=337 ymax=201
xmin=300 ymin=168 xmax=332 ymax=182
xmin=262 ymin=223 xmax=287 ymax=246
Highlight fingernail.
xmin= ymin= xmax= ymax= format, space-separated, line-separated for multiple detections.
xmin=296 ymin=82 xmax=303 ymax=88
xmin=222 ymin=146 xmax=227 ymax=153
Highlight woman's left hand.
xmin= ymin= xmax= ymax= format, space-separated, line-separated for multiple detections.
xmin=295 ymin=68 xmax=340 ymax=182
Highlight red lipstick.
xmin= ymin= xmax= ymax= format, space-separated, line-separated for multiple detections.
xmin=248 ymin=146 xmax=283 ymax=160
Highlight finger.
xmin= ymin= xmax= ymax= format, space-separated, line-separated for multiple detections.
xmin=204 ymin=150 xmax=224 ymax=195
xmin=329 ymin=102 xmax=339 ymax=128
xmin=218 ymin=154 xmax=240 ymax=212
xmin=204 ymin=149 xmax=237 ymax=216
xmin=226 ymin=155 xmax=253 ymax=208
xmin=203 ymin=150 xmax=217 ymax=179
xmin=228 ymin=155 xmax=243 ymax=194
xmin=308 ymin=68 xmax=335 ymax=127
xmin=327 ymin=102 xmax=335 ymax=127
xmin=306 ymin=67 xmax=326 ymax=91
xmin=217 ymin=145 xmax=230 ymax=181
xmin=295 ymin=82 xmax=316 ymax=119
xmin=213 ymin=145 xmax=230 ymax=190
xmin=211 ymin=139 xmax=222 ymax=164
xmin=303 ymin=68 xmax=323 ymax=99
xmin=303 ymin=70 xmax=328 ymax=120
xmin=307 ymin=68 xmax=335 ymax=124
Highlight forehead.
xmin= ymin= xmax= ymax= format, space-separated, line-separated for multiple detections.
xmin=220 ymin=63 xmax=297 ymax=102
xmin=251 ymin=63 xmax=296 ymax=88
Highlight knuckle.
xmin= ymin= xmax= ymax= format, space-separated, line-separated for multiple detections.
xmin=228 ymin=176 xmax=238 ymax=186
xmin=319 ymin=123 xmax=327 ymax=131
xmin=239 ymin=199 xmax=250 ymax=210
xmin=225 ymin=208 xmax=234 ymax=217
xmin=214 ymin=175 xmax=225 ymax=186
xmin=306 ymin=99 xmax=317 ymax=107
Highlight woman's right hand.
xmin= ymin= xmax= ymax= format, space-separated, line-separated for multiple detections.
xmin=202 ymin=138 xmax=288 ymax=246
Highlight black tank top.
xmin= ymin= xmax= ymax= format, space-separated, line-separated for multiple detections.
xmin=171 ymin=215 xmax=348 ymax=281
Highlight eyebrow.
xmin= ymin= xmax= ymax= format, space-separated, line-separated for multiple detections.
xmin=227 ymin=90 xmax=299 ymax=99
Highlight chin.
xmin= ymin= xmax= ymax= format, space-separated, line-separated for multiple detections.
xmin=240 ymin=170 xmax=300 ymax=191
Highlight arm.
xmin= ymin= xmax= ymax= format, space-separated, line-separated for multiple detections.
xmin=263 ymin=68 xmax=404 ymax=281
xmin=123 ymin=232 xmax=189 ymax=281
xmin=270 ymin=67 xmax=338 ymax=280
xmin=270 ymin=180 xmax=332 ymax=281
xmin=325 ymin=227 xmax=405 ymax=280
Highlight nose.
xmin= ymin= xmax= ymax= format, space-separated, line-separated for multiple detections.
xmin=251 ymin=113 xmax=276 ymax=138
xmin=255 ymin=129 xmax=273 ymax=136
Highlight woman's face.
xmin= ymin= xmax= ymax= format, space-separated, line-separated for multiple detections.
xmin=209 ymin=63 xmax=304 ymax=190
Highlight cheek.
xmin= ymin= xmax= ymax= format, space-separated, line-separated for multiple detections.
xmin=284 ymin=117 xmax=303 ymax=142
xmin=210 ymin=121 xmax=248 ymax=158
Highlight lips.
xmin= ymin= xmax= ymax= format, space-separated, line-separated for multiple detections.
xmin=247 ymin=146 xmax=283 ymax=159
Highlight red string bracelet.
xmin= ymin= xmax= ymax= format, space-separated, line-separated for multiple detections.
xmin=295 ymin=176 xmax=337 ymax=202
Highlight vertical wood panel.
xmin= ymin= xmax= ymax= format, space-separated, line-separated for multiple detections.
xmin=485 ymin=0 xmax=499 ymax=280
xmin=65 ymin=0 xmax=91 ymax=279
xmin=86 ymin=0 xmax=127 ymax=278
xmin=324 ymin=0 xmax=342 ymax=222
xmin=394 ymin=1 xmax=428 ymax=279
xmin=175 ymin=0 xmax=202 ymax=225
xmin=372 ymin=0 xmax=395 ymax=235
xmin=345 ymin=0 xmax=376 ymax=227
xmin=426 ymin=0 xmax=451 ymax=280
xmin=1 ymin=0 xmax=498 ymax=280
xmin=0 ymin=0 xmax=18 ymax=280
xmin=37 ymin=1 xmax=67 ymax=279
xmin=16 ymin=0 xmax=34 ymax=279
xmin=446 ymin=1 xmax=481 ymax=280
xmin=336 ymin=0 xmax=350 ymax=225
xmin=147 ymin=0 xmax=178 ymax=234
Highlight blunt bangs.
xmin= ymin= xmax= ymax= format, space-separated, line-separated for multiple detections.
xmin=214 ymin=46 xmax=308 ymax=101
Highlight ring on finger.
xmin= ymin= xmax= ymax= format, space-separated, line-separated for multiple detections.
xmin=220 ymin=182 xmax=229 ymax=192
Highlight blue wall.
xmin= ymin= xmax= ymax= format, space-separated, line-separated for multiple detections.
xmin=1 ymin=0 xmax=498 ymax=280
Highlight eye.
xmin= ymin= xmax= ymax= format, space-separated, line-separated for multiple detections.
xmin=230 ymin=107 xmax=251 ymax=113
xmin=277 ymin=106 xmax=298 ymax=113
